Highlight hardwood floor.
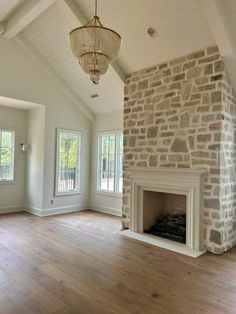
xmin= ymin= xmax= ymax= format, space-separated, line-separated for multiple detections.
xmin=0 ymin=211 xmax=236 ymax=314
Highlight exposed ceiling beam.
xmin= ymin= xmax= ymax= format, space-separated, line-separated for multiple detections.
xmin=0 ymin=22 xmax=5 ymax=34
xmin=15 ymin=33 xmax=95 ymax=121
xmin=200 ymin=0 xmax=236 ymax=90
xmin=60 ymin=0 xmax=126 ymax=83
xmin=3 ymin=0 xmax=56 ymax=39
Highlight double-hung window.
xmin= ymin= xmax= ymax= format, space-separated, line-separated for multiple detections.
xmin=97 ymin=131 xmax=123 ymax=195
xmin=55 ymin=129 xmax=81 ymax=195
xmin=0 ymin=129 xmax=15 ymax=181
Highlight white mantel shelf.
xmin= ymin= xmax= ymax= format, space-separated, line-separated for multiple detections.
xmin=128 ymin=167 xmax=208 ymax=177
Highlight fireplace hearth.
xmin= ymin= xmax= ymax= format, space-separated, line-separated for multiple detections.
xmin=144 ymin=212 xmax=186 ymax=244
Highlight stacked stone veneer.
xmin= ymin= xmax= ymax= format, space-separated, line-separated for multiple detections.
xmin=123 ymin=45 xmax=236 ymax=254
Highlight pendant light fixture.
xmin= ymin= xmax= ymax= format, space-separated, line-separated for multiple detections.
xmin=68 ymin=0 xmax=121 ymax=84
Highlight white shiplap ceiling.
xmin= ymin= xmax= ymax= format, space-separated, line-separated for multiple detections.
xmin=75 ymin=0 xmax=215 ymax=73
xmin=0 ymin=0 xmax=221 ymax=115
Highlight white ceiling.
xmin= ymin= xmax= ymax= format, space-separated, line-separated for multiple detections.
xmin=75 ymin=0 xmax=215 ymax=73
xmin=1 ymin=0 xmax=232 ymax=116
xmin=221 ymin=0 xmax=236 ymax=45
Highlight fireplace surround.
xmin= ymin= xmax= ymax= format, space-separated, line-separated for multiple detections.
xmin=121 ymin=167 xmax=207 ymax=257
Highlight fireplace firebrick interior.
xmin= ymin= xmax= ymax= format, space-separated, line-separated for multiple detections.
xmin=143 ymin=190 xmax=186 ymax=243
xmin=142 ymin=190 xmax=186 ymax=231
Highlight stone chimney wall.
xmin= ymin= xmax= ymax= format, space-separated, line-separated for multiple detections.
xmin=123 ymin=46 xmax=236 ymax=254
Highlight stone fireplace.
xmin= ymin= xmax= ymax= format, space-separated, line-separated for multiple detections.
xmin=122 ymin=45 xmax=236 ymax=255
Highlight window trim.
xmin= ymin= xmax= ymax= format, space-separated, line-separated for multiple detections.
xmin=55 ymin=128 xmax=82 ymax=197
xmin=0 ymin=128 xmax=15 ymax=183
xmin=96 ymin=130 xmax=123 ymax=196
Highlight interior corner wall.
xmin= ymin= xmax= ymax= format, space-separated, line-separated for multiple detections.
xmin=25 ymin=106 xmax=45 ymax=211
xmin=0 ymin=106 xmax=27 ymax=213
xmin=0 ymin=37 xmax=91 ymax=215
xmin=90 ymin=111 xmax=123 ymax=216
xmin=220 ymin=74 xmax=236 ymax=252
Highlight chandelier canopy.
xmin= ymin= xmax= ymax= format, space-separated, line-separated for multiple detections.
xmin=68 ymin=0 xmax=121 ymax=84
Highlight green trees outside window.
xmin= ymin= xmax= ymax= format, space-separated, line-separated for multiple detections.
xmin=56 ymin=129 xmax=81 ymax=195
xmin=0 ymin=130 xmax=14 ymax=181
xmin=97 ymin=132 xmax=123 ymax=194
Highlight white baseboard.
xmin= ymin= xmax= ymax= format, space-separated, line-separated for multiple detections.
xmin=0 ymin=203 xmax=121 ymax=218
xmin=90 ymin=204 xmax=122 ymax=217
xmin=0 ymin=205 xmax=24 ymax=214
xmin=25 ymin=204 xmax=89 ymax=217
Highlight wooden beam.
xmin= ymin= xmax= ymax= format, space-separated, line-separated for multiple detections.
xmin=14 ymin=34 xmax=95 ymax=121
xmin=60 ymin=0 xmax=126 ymax=82
xmin=4 ymin=0 xmax=56 ymax=39
xmin=0 ymin=22 xmax=5 ymax=34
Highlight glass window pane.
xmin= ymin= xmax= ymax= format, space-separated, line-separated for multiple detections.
xmin=97 ymin=132 xmax=123 ymax=194
xmin=56 ymin=130 xmax=81 ymax=194
xmin=2 ymin=132 xmax=12 ymax=148
xmin=117 ymin=134 xmax=123 ymax=193
xmin=0 ymin=130 xmax=14 ymax=181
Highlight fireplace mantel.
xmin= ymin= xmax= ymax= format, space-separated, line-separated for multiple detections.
xmin=122 ymin=167 xmax=208 ymax=257
xmin=128 ymin=167 xmax=208 ymax=179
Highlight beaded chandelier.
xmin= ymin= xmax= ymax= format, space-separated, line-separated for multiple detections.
xmin=69 ymin=0 xmax=121 ymax=84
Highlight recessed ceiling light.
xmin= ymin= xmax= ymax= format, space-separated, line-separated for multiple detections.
xmin=90 ymin=93 xmax=99 ymax=99
xmin=147 ymin=27 xmax=157 ymax=38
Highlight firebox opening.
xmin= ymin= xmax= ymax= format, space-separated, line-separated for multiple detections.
xmin=143 ymin=190 xmax=186 ymax=244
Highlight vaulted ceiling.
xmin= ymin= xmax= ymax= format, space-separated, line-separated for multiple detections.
xmin=0 ymin=0 xmax=236 ymax=119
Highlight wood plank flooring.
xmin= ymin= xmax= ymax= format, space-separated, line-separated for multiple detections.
xmin=0 ymin=210 xmax=236 ymax=314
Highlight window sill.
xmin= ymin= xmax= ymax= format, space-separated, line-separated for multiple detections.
xmin=55 ymin=191 xmax=82 ymax=197
xmin=95 ymin=191 xmax=122 ymax=198
xmin=0 ymin=180 xmax=15 ymax=185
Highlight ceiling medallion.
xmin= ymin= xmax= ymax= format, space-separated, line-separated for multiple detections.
xmin=68 ymin=0 xmax=121 ymax=84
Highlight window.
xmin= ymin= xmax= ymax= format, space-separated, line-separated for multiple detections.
xmin=55 ymin=129 xmax=81 ymax=195
xmin=0 ymin=129 xmax=15 ymax=181
xmin=97 ymin=132 xmax=123 ymax=194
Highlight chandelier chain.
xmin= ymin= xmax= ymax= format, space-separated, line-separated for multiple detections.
xmin=95 ymin=0 xmax=98 ymax=16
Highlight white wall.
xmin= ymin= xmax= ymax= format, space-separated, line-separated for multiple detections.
xmin=90 ymin=111 xmax=123 ymax=216
xmin=0 ymin=106 xmax=27 ymax=213
xmin=42 ymin=100 xmax=91 ymax=213
xmin=25 ymin=106 xmax=45 ymax=210
xmin=0 ymin=37 xmax=91 ymax=215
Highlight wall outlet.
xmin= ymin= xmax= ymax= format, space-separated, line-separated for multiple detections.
xmin=50 ymin=200 xmax=54 ymax=204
